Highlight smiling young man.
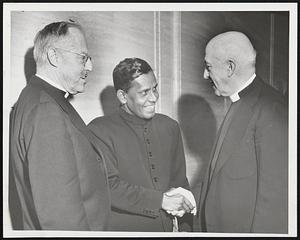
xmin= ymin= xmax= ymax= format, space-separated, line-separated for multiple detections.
xmin=88 ymin=58 xmax=194 ymax=231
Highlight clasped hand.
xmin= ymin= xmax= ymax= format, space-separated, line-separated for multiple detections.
xmin=162 ymin=187 xmax=196 ymax=217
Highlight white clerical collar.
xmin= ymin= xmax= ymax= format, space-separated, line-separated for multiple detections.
xmin=230 ymin=73 xmax=256 ymax=102
xmin=35 ymin=74 xmax=69 ymax=98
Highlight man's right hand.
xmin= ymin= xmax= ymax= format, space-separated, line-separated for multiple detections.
xmin=161 ymin=188 xmax=194 ymax=215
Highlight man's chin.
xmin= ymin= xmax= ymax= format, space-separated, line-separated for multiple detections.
xmin=142 ymin=112 xmax=156 ymax=120
xmin=72 ymin=90 xmax=84 ymax=95
xmin=76 ymin=85 xmax=86 ymax=94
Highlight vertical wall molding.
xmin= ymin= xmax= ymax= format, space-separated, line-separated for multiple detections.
xmin=154 ymin=11 xmax=162 ymax=112
xmin=172 ymin=11 xmax=182 ymax=118
xmin=269 ymin=13 xmax=275 ymax=87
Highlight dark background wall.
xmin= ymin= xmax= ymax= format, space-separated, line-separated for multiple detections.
xmin=9 ymin=11 xmax=289 ymax=229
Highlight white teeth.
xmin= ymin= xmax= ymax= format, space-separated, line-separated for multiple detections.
xmin=145 ymin=105 xmax=155 ymax=111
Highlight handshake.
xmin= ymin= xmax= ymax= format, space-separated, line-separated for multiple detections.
xmin=161 ymin=187 xmax=197 ymax=217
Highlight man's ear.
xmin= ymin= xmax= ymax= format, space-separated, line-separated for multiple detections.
xmin=227 ymin=59 xmax=236 ymax=77
xmin=47 ymin=48 xmax=58 ymax=67
xmin=116 ymin=89 xmax=127 ymax=105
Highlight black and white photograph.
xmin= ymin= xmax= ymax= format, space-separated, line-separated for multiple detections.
xmin=3 ymin=2 xmax=297 ymax=238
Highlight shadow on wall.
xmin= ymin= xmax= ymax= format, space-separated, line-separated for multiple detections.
xmin=177 ymin=94 xmax=216 ymax=190
xmin=24 ymin=47 xmax=36 ymax=84
xmin=99 ymin=85 xmax=120 ymax=116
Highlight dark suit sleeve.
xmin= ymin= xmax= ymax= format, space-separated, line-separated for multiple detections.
xmin=170 ymin=122 xmax=193 ymax=231
xmin=24 ymin=102 xmax=90 ymax=230
xmin=169 ymin=122 xmax=190 ymax=189
xmin=88 ymin=122 xmax=163 ymax=218
xmin=251 ymin=101 xmax=288 ymax=233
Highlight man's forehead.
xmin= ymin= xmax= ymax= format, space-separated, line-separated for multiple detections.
xmin=67 ymin=27 xmax=88 ymax=50
xmin=131 ymin=73 xmax=157 ymax=89
xmin=204 ymin=51 xmax=213 ymax=64
xmin=204 ymin=45 xmax=214 ymax=60
xmin=205 ymin=45 xmax=225 ymax=63
xmin=68 ymin=27 xmax=84 ymax=37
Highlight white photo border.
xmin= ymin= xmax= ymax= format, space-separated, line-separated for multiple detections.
xmin=3 ymin=2 xmax=297 ymax=238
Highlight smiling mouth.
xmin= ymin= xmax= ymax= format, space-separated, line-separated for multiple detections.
xmin=144 ymin=105 xmax=155 ymax=111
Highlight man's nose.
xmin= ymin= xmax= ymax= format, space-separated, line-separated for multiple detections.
xmin=148 ymin=90 xmax=158 ymax=102
xmin=85 ymin=58 xmax=93 ymax=71
xmin=203 ymin=68 xmax=209 ymax=79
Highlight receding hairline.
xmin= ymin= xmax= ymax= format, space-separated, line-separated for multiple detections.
xmin=55 ymin=26 xmax=86 ymax=48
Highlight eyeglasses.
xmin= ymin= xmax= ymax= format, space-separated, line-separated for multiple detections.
xmin=55 ymin=47 xmax=92 ymax=65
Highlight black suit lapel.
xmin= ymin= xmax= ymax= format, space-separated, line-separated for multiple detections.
xmin=212 ymin=78 xmax=263 ymax=178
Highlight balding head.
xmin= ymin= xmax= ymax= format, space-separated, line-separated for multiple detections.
xmin=203 ymin=31 xmax=256 ymax=97
xmin=206 ymin=31 xmax=256 ymax=71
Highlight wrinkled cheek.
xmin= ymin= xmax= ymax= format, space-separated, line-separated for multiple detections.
xmin=77 ymin=79 xmax=86 ymax=89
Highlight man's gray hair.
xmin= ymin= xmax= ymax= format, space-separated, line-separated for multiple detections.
xmin=33 ymin=21 xmax=82 ymax=66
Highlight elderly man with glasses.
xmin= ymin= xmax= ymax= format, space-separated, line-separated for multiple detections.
xmin=9 ymin=21 xmax=110 ymax=230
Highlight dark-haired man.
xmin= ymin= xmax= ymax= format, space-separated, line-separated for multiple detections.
xmin=88 ymin=58 xmax=195 ymax=231
xmin=10 ymin=21 xmax=110 ymax=230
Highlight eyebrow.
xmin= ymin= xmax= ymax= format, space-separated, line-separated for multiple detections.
xmin=77 ymin=50 xmax=88 ymax=55
xmin=138 ymin=83 xmax=158 ymax=92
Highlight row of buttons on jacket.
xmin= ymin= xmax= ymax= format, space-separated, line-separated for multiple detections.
xmin=143 ymin=126 xmax=159 ymax=184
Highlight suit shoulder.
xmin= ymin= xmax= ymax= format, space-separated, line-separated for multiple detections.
xmin=259 ymin=82 xmax=287 ymax=110
xmin=88 ymin=112 xmax=122 ymax=131
xmin=14 ymin=84 xmax=58 ymax=113
xmin=154 ymin=113 xmax=179 ymax=129
xmin=255 ymin=82 xmax=288 ymax=124
xmin=154 ymin=113 xmax=176 ymax=123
